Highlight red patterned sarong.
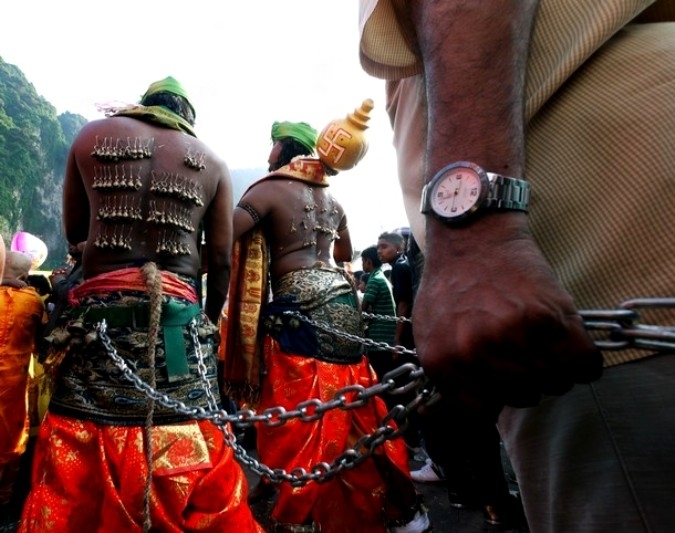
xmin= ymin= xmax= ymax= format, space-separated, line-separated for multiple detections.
xmin=258 ymin=338 xmax=415 ymax=532
xmin=20 ymin=267 xmax=262 ymax=532
xmin=19 ymin=414 xmax=262 ymax=532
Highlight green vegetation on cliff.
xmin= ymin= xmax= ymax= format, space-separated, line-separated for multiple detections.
xmin=0 ymin=56 xmax=88 ymax=267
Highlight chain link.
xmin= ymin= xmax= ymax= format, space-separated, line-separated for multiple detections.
xmin=96 ymin=297 xmax=675 ymax=486
xmin=579 ymin=298 xmax=675 ymax=351
xmin=290 ymin=311 xmax=417 ymax=357
xmin=97 ymin=321 xmax=429 ymax=486
xmin=306 ymin=299 xmax=675 ymax=355
xmin=361 ymin=312 xmax=411 ymax=324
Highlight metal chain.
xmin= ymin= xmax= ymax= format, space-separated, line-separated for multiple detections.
xmin=292 ymin=311 xmax=417 ymax=357
xmin=327 ymin=298 xmax=675 ymax=355
xmin=361 ymin=312 xmax=411 ymax=324
xmin=97 ymin=297 xmax=675 ymax=486
xmin=579 ymin=298 xmax=675 ymax=352
xmin=97 ymin=320 xmax=429 ymax=485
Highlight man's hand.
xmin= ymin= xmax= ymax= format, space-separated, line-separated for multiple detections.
xmin=414 ymin=214 xmax=602 ymax=420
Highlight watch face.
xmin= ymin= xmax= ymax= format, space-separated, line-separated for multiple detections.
xmin=429 ymin=164 xmax=488 ymax=220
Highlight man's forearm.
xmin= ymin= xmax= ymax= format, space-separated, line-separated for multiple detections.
xmin=395 ymin=1 xmax=603 ymax=413
xmin=409 ymin=0 xmax=538 ymax=175
xmin=205 ymin=271 xmax=229 ymax=324
xmin=408 ymin=0 xmax=539 ymax=259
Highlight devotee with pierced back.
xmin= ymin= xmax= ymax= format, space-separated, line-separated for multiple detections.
xmin=19 ymin=76 xmax=262 ymax=532
xmin=223 ymin=110 xmax=431 ymax=532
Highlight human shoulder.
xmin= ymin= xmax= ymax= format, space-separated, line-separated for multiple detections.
xmin=236 ymin=176 xmax=290 ymax=222
xmin=369 ymin=266 xmax=385 ymax=281
xmin=244 ymin=175 xmax=302 ymax=202
xmin=363 ymin=268 xmax=386 ymax=294
xmin=11 ymin=285 xmax=45 ymax=309
xmin=71 ymin=116 xmax=148 ymax=153
xmin=70 ymin=117 xmax=111 ymax=144
xmin=392 ymin=255 xmax=410 ymax=272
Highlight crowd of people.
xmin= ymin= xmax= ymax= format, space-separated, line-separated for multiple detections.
xmin=1 ymin=2 xmax=674 ymax=531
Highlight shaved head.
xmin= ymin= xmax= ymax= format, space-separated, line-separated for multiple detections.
xmin=4 ymin=251 xmax=32 ymax=281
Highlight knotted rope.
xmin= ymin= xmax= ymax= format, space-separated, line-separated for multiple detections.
xmin=140 ymin=262 xmax=163 ymax=532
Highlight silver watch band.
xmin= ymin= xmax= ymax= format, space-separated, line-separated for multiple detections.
xmin=486 ymin=173 xmax=531 ymax=212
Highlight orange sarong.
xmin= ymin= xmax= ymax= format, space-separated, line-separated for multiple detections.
xmin=19 ymin=414 xmax=262 ymax=532
xmin=0 ymin=285 xmax=45 ymax=504
xmin=258 ymin=337 xmax=415 ymax=533
xmin=19 ymin=267 xmax=262 ymax=532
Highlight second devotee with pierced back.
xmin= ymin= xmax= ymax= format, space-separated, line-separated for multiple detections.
xmin=223 ymin=104 xmax=431 ymax=533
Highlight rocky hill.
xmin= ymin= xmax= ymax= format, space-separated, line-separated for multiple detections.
xmin=0 ymin=57 xmax=87 ymax=268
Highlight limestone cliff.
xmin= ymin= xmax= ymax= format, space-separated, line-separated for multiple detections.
xmin=0 ymin=57 xmax=87 ymax=268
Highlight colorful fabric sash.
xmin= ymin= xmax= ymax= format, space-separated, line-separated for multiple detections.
xmin=49 ymin=267 xmax=219 ymax=425
xmin=112 ymin=104 xmax=197 ymax=137
xmin=264 ymin=267 xmax=363 ymax=363
xmin=70 ymin=267 xmax=198 ymax=305
xmin=83 ymin=301 xmax=201 ymax=381
xmin=222 ymin=229 xmax=269 ymax=406
xmin=265 ymin=157 xmax=330 ymax=187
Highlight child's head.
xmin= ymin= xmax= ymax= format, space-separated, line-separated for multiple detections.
xmin=27 ymin=274 xmax=52 ymax=296
xmin=358 ymin=272 xmax=370 ymax=293
xmin=360 ymin=245 xmax=382 ymax=272
xmin=4 ymin=251 xmax=32 ymax=282
xmin=376 ymin=232 xmax=405 ymax=264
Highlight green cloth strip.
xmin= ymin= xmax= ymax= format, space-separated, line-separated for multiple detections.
xmin=84 ymin=302 xmax=201 ymax=381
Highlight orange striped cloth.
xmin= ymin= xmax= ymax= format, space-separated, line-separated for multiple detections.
xmin=69 ymin=266 xmax=198 ymax=305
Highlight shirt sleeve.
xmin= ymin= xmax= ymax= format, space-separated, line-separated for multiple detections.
xmin=359 ymin=0 xmax=422 ymax=79
xmin=362 ymin=276 xmax=378 ymax=304
xmin=359 ymin=0 xmax=653 ymax=118
xmin=391 ymin=259 xmax=413 ymax=306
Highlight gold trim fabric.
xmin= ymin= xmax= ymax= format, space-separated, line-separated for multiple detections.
xmin=222 ymin=229 xmax=269 ymax=406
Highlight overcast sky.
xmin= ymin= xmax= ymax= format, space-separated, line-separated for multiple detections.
xmin=0 ymin=1 xmax=408 ymax=251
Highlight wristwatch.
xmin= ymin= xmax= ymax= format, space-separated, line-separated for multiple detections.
xmin=420 ymin=161 xmax=531 ymax=224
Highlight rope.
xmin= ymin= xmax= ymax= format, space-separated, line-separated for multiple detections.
xmin=141 ymin=262 xmax=162 ymax=532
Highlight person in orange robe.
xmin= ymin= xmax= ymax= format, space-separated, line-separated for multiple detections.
xmin=0 ymin=236 xmax=4 ymax=279
xmin=0 ymin=251 xmax=46 ymax=505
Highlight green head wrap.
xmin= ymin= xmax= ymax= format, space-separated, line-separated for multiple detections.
xmin=140 ymin=76 xmax=195 ymax=117
xmin=271 ymin=121 xmax=318 ymax=155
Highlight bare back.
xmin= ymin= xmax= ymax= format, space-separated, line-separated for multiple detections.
xmin=235 ymin=177 xmax=352 ymax=281
xmin=64 ymin=116 xmax=233 ymax=281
